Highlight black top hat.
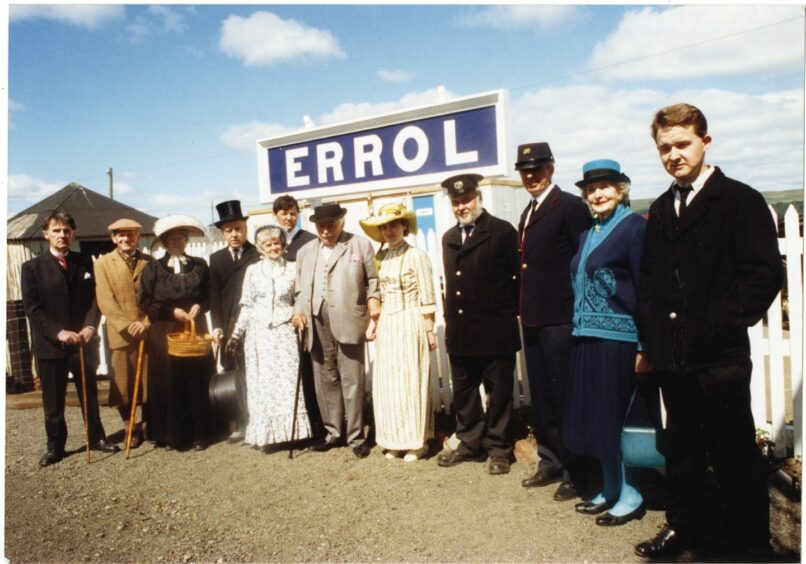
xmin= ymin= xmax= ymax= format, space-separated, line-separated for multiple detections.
xmin=214 ymin=200 xmax=248 ymax=228
xmin=515 ymin=142 xmax=554 ymax=170
xmin=441 ymin=173 xmax=483 ymax=198
xmin=575 ymin=159 xmax=631 ymax=189
xmin=309 ymin=202 xmax=347 ymax=224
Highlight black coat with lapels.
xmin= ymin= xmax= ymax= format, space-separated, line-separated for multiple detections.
xmin=441 ymin=210 xmax=522 ymax=357
xmin=21 ymin=251 xmax=101 ymax=360
xmin=208 ymin=242 xmax=260 ymax=339
xmin=635 ymin=167 xmax=783 ymax=371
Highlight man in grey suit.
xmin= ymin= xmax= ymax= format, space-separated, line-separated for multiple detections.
xmin=291 ymin=202 xmax=381 ymax=458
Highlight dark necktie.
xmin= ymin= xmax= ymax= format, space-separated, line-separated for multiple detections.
xmin=55 ymin=254 xmax=67 ymax=270
xmin=530 ymin=199 xmax=537 ymax=215
xmin=462 ymin=224 xmax=475 ymax=243
xmin=676 ymin=184 xmax=693 ymax=220
xmin=232 ymin=249 xmax=240 ymax=263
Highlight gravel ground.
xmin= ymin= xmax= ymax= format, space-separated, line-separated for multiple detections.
xmin=5 ymin=404 xmax=802 ymax=563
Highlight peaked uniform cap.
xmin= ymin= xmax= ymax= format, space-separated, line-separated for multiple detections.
xmin=442 ymin=173 xmax=484 ymax=198
xmin=515 ymin=142 xmax=554 ymax=170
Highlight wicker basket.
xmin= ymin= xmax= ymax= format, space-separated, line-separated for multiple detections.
xmin=167 ymin=318 xmax=212 ymax=358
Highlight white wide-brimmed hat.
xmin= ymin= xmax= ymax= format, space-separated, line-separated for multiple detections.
xmin=359 ymin=202 xmax=418 ymax=243
xmin=153 ymin=214 xmax=207 ymax=240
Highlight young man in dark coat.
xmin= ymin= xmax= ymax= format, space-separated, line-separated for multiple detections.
xmin=633 ymin=103 xmax=783 ymax=560
xmin=516 ymin=143 xmax=593 ymax=500
xmin=272 ymin=194 xmax=322 ymax=437
xmin=21 ymin=211 xmax=119 ymax=466
xmin=208 ymin=200 xmax=260 ymax=441
xmin=436 ymin=174 xmax=522 ymax=475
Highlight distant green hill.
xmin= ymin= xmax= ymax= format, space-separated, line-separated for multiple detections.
xmin=631 ymin=189 xmax=803 ymax=216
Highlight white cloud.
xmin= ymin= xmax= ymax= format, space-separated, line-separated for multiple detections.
xmin=588 ymin=5 xmax=804 ymax=82
xmin=114 ymin=182 xmax=134 ymax=196
xmin=219 ymin=11 xmax=345 ymax=66
xmin=9 ymin=99 xmax=25 ymax=111
xmin=377 ymin=69 xmax=414 ymax=83
xmin=219 ymin=121 xmax=297 ymax=151
xmin=318 ymin=86 xmax=457 ymax=126
xmin=10 ymin=5 xmax=125 ymax=29
xmin=126 ymin=5 xmax=189 ymax=43
xmin=458 ymin=5 xmax=580 ymax=31
xmin=508 ymin=85 xmax=803 ymax=200
xmin=7 ymin=174 xmax=66 ymax=204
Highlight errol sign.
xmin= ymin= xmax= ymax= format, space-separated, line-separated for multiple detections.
xmin=256 ymin=90 xmax=508 ymax=201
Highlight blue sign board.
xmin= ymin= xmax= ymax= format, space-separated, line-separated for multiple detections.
xmin=257 ymin=90 xmax=508 ymax=202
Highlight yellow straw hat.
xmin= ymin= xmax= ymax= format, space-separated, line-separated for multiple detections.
xmin=359 ymin=202 xmax=418 ymax=243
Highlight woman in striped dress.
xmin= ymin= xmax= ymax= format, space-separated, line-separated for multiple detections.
xmin=360 ymin=203 xmax=438 ymax=462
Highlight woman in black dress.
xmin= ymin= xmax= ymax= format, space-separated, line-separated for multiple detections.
xmin=139 ymin=215 xmax=213 ymax=451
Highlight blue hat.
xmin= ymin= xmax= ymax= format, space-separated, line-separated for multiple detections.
xmin=575 ymin=159 xmax=630 ymax=188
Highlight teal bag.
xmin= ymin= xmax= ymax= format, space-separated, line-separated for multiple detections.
xmin=620 ymin=389 xmax=666 ymax=469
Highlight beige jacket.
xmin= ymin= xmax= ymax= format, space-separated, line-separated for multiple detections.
xmin=94 ymin=250 xmax=153 ymax=350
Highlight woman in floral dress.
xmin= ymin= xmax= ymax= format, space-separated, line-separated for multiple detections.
xmin=227 ymin=225 xmax=310 ymax=449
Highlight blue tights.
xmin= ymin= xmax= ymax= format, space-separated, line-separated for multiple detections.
xmin=589 ymin=456 xmax=643 ymax=516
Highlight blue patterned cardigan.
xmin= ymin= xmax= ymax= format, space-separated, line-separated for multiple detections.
xmin=570 ymin=204 xmax=646 ymax=347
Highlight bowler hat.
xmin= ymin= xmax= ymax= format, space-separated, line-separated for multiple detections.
xmin=442 ymin=174 xmax=483 ymax=198
xmin=108 ymin=218 xmax=142 ymax=232
xmin=309 ymin=202 xmax=347 ymax=224
xmin=214 ymin=200 xmax=248 ymax=228
xmin=359 ymin=202 xmax=418 ymax=243
xmin=515 ymin=142 xmax=554 ymax=170
xmin=575 ymin=159 xmax=631 ymax=189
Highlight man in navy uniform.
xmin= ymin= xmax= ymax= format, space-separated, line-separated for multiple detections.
xmin=634 ymin=103 xmax=782 ymax=560
xmin=436 ymin=174 xmax=522 ymax=475
xmin=516 ymin=142 xmax=593 ymax=500
xmin=209 ymin=200 xmax=260 ymax=441
xmin=22 ymin=211 xmax=119 ymax=466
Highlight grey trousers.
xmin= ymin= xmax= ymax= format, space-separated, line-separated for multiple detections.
xmin=311 ymin=306 xmax=366 ymax=447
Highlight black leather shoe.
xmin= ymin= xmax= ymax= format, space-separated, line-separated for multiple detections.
xmin=575 ymin=499 xmax=615 ymax=515
xmin=553 ymin=480 xmax=578 ymax=501
xmin=39 ymin=450 xmax=63 ymax=467
xmin=521 ymin=470 xmax=562 ymax=488
xmin=488 ymin=457 xmax=511 ymax=475
xmin=90 ymin=439 xmax=121 ymax=453
xmin=634 ymin=525 xmax=685 ymax=558
xmin=312 ymin=438 xmax=344 ymax=452
xmin=437 ymin=449 xmax=486 ymax=467
xmin=352 ymin=442 xmax=371 ymax=459
xmin=596 ymin=505 xmax=646 ymax=526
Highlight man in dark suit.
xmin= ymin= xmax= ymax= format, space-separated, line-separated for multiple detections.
xmin=436 ymin=174 xmax=522 ymax=475
xmin=273 ymin=194 xmax=317 ymax=262
xmin=273 ymin=194 xmax=322 ymax=436
xmin=209 ymin=200 xmax=260 ymax=441
xmin=22 ymin=211 xmax=119 ymax=466
xmin=516 ymin=143 xmax=593 ymax=499
xmin=633 ymin=103 xmax=783 ymax=560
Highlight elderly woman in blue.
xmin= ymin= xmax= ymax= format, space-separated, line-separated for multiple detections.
xmin=562 ymin=159 xmax=656 ymax=527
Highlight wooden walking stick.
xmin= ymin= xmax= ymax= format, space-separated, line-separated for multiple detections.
xmin=125 ymin=339 xmax=146 ymax=459
xmin=78 ymin=345 xmax=91 ymax=463
xmin=288 ymin=329 xmax=305 ymax=460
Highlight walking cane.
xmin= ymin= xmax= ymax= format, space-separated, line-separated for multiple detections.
xmin=288 ymin=329 xmax=305 ymax=460
xmin=78 ymin=345 xmax=91 ymax=463
xmin=125 ymin=339 xmax=146 ymax=459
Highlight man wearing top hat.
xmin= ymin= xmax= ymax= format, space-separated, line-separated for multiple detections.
xmin=291 ymin=202 xmax=380 ymax=458
xmin=94 ymin=218 xmax=155 ymax=448
xmin=208 ymin=200 xmax=260 ymax=441
xmin=436 ymin=174 xmax=522 ymax=475
xmin=516 ymin=142 xmax=593 ymax=499
xmin=22 ymin=211 xmax=120 ymax=466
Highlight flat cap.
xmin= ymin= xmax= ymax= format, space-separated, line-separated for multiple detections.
xmin=108 ymin=218 xmax=143 ymax=232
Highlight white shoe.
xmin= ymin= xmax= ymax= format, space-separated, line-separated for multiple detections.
xmin=403 ymin=446 xmax=427 ymax=462
xmin=384 ymin=450 xmax=396 ymax=460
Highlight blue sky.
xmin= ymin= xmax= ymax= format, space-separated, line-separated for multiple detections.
xmin=6 ymin=4 xmax=805 ymax=226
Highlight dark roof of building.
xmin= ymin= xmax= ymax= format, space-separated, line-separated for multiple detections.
xmin=7 ymin=183 xmax=159 ymax=240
